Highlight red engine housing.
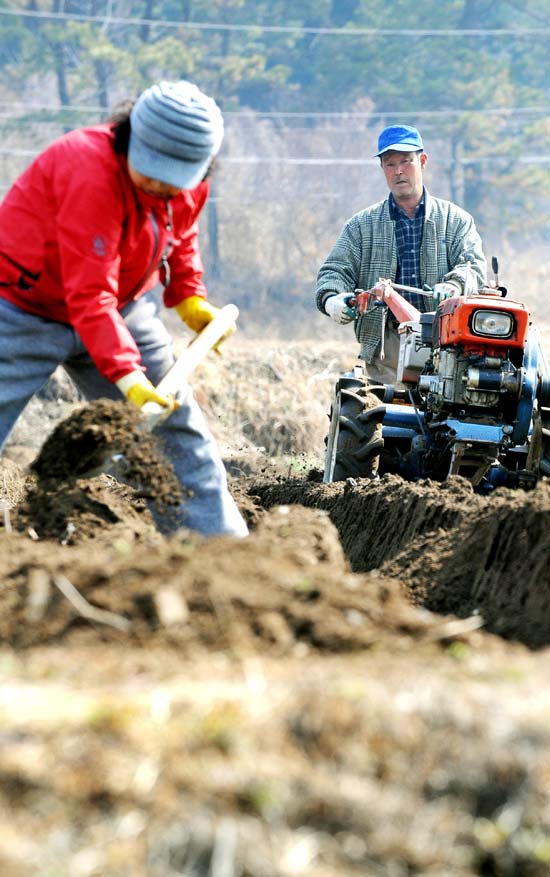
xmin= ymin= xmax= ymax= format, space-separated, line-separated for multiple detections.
xmin=437 ymin=293 xmax=529 ymax=352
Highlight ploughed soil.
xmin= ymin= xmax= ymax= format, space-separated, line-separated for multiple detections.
xmin=1 ymin=394 xmax=550 ymax=876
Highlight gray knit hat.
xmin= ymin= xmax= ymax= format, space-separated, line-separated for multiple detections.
xmin=128 ymin=80 xmax=224 ymax=189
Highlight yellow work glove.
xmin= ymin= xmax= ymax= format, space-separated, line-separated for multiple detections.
xmin=115 ymin=371 xmax=175 ymax=410
xmin=175 ymin=295 xmax=219 ymax=332
xmin=175 ymin=295 xmax=236 ymax=351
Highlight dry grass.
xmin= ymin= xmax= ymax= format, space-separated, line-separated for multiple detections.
xmin=189 ymin=338 xmax=356 ymax=462
xmin=2 ymin=335 xmax=358 ymax=472
xmin=6 ymin=264 xmax=549 ymax=475
xmin=486 ymin=243 xmax=550 ymax=344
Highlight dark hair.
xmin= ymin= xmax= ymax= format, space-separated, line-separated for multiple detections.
xmin=107 ymin=98 xmax=217 ymax=182
xmin=202 ymin=157 xmax=217 ymax=181
xmin=379 ymin=148 xmax=424 ymax=165
xmin=108 ymin=100 xmax=134 ymax=156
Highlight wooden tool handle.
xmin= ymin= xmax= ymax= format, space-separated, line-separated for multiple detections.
xmin=141 ymin=303 xmax=239 ymax=429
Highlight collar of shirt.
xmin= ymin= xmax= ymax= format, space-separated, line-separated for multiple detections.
xmin=389 ymin=188 xmax=426 ymax=222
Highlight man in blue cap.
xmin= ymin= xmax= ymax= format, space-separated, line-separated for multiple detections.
xmin=316 ymin=124 xmax=487 ymax=381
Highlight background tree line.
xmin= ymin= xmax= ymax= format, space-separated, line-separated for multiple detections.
xmin=0 ymin=0 xmax=548 ymax=335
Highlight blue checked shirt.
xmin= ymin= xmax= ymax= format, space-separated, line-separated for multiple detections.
xmin=389 ymin=190 xmax=430 ymax=312
xmin=316 ymin=189 xmax=487 ymax=362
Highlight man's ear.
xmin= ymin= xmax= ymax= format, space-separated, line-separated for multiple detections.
xmin=420 ymin=152 xmax=428 ymax=170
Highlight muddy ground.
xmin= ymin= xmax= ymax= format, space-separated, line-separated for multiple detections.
xmin=1 ymin=363 xmax=550 ymax=876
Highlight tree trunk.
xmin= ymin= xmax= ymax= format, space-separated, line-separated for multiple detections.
xmin=94 ymin=59 xmax=109 ymax=110
xmin=90 ymin=0 xmax=109 ymax=109
xmin=207 ymin=179 xmax=220 ymax=280
xmin=51 ymin=0 xmax=70 ymax=121
xmin=140 ymin=0 xmax=154 ymax=43
xmin=448 ymin=135 xmax=464 ymax=206
xmin=463 ymin=164 xmax=484 ymax=217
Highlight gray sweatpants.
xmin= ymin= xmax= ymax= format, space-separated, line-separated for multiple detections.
xmin=0 ymin=295 xmax=248 ymax=538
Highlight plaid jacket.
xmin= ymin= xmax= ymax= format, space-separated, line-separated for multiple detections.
xmin=316 ymin=190 xmax=487 ymax=362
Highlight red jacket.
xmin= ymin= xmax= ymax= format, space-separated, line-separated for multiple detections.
xmin=0 ymin=125 xmax=209 ymax=382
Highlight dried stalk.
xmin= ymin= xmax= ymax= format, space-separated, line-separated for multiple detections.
xmin=27 ymin=568 xmax=51 ymax=622
xmin=210 ymin=818 xmax=238 ymax=877
xmin=0 ymin=501 xmax=12 ymax=533
xmin=52 ymin=574 xmax=131 ymax=632
xmin=425 ymin=614 xmax=484 ymax=642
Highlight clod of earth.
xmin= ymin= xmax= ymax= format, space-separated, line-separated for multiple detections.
xmin=30 ymin=398 xmax=183 ymax=512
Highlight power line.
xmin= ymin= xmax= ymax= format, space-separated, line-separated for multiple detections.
xmin=224 ymin=156 xmax=550 ymax=165
xmin=0 ymin=123 xmax=541 ymax=140
xmin=0 ymin=103 xmax=548 ymax=120
xmin=0 ymin=147 xmax=36 ymax=156
xmin=0 ymin=186 xmax=347 ymax=199
xmin=0 ymin=101 xmax=107 ymax=113
xmin=229 ymin=108 xmax=550 ymax=118
xmin=0 ymin=147 xmax=548 ymax=165
xmin=0 ymin=7 xmax=548 ymax=36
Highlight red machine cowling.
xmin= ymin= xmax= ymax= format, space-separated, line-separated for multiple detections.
xmin=437 ymin=293 xmax=529 ymax=351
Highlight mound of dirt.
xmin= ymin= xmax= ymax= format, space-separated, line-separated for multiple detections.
xmin=2 ymin=369 xmax=550 ymax=876
xmin=9 ymin=478 xmax=546 ymax=877
xmin=31 ymin=398 xmax=182 ymax=511
xmin=251 ymin=472 xmax=483 ymax=570
xmin=384 ymin=479 xmax=550 ymax=648
xmin=0 ymin=504 xmax=457 ymax=653
xmin=14 ymin=473 xmax=162 ymax=545
xmin=251 ymin=473 xmax=550 ymax=649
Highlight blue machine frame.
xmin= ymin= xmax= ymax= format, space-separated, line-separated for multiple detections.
xmin=375 ymin=326 xmax=540 ymax=488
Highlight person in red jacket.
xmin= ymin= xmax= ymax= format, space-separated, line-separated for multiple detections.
xmin=0 ymin=79 xmax=248 ymax=537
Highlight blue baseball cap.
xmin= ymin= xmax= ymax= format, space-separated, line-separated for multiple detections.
xmin=129 ymin=80 xmax=224 ymax=190
xmin=376 ymin=125 xmax=423 ymax=157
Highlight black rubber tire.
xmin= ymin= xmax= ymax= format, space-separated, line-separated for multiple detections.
xmin=539 ymin=406 xmax=550 ymax=477
xmin=332 ymin=387 xmax=385 ymax=482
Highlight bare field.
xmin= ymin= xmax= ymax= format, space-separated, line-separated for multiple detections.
xmin=1 ymin=337 xmax=550 ymax=877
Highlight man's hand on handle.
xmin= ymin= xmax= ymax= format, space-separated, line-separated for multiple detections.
xmin=432 ymin=281 xmax=461 ymax=304
xmin=325 ymin=292 xmax=356 ymax=324
xmin=356 ymin=281 xmax=387 ymax=316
